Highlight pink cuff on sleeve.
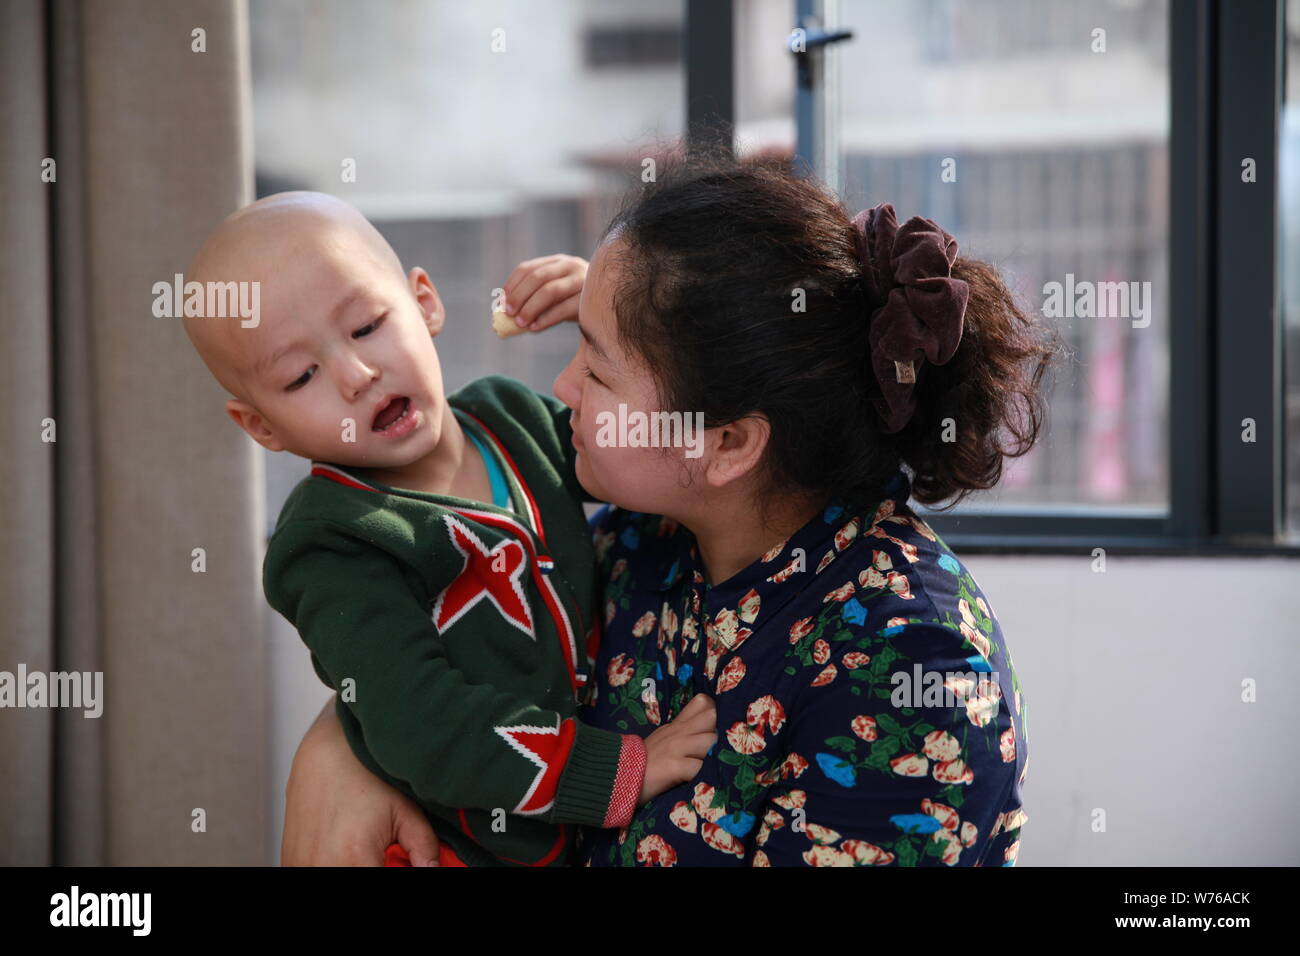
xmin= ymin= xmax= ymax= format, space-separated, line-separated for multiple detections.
xmin=601 ymin=734 xmax=648 ymax=829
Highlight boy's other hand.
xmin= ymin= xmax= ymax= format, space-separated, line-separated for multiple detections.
xmin=502 ymin=254 xmax=587 ymax=332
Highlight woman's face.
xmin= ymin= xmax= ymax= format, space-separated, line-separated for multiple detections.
xmin=553 ymin=235 xmax=707 ymax=515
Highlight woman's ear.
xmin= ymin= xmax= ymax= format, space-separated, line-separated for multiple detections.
xmin=409 ymin=267 xmax=446 ymax=337
xmin=703 ymin=413 xmax=771 ymax=489
xmin=226 ymin=398 xmax=285 ymax=452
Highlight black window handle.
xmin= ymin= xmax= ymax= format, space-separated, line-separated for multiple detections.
xmin=787 ymin=26 xmax=854 ymax=54
xmin=788 ymin=25 xmax=854 ymax=88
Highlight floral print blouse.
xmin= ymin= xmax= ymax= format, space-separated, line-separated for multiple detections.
xmin=573 ymin=468 xmax=1029 ymax=867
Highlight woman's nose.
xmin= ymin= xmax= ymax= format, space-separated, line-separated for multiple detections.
xmin=553 ymin=353 xmax=581 ymax=411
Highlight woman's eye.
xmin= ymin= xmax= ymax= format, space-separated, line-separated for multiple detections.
xmin=286 ymin=367 xmax=315 ymax=391
xmin=353 ymin=315 xmax=385 ymax=338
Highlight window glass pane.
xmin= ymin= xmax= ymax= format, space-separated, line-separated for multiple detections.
xmin=249 ymin=0 xmax=685 ymax=530
xmin=735 ymin=1 xmax=796 ymax=154
xmin=1284 ymin=0 xmax=1300 ymax=540
xmin=834 ymin=0 xmax=1170 ymax=514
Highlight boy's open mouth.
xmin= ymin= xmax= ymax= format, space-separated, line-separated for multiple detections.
xmin=372 ymin=396 xmax=411 ymax=432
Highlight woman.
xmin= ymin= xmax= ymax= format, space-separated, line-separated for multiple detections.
xmin=282 ymin=153 xmax=1058 ymax=866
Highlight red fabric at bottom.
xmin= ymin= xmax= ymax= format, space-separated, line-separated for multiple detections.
xmin=383 ymin=843 xmax=410 ymax=866
xmin=383 ymin=841 xmax=467 ymax=867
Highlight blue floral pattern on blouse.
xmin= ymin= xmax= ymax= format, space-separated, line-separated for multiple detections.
xmin=574 ymin=469 xmax=1029 ymax=866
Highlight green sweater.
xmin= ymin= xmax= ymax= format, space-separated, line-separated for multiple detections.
xmin=264 ymin=375 xmax=645 ymax=867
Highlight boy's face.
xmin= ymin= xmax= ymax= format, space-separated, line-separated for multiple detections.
xmin=222 ymin=235 xmax=449 ymax=470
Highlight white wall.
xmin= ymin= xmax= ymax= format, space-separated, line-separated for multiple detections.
xmin=960 ymin=553 xmax=1300 ymax=866
xmin=267 ymin=553 xmax=1300 ymax=866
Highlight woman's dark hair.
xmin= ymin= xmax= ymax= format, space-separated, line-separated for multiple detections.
xmin=602 ymin=149 xmax=1063 ymax=515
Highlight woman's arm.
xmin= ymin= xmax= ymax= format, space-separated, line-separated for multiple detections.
xmin=281 ymin=694 xmax=441 ymax=866
xmin=282 ymin=692 xmax=716 ymax=866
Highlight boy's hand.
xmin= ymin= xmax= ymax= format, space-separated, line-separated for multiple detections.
xmin=502 ymin=254 xmax=587 ymax=332
xmin=638 ymin=693 xmax=718 ymax=805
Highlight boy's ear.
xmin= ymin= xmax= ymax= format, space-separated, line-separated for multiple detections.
xmin=409 ymin=267 xmax=446 ymax=337
xmin=225 ymin=398 xmax=285 ymax=452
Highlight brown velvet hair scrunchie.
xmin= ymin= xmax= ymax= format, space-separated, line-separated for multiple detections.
xmin=851 ymin=202 xmax=969 ymax=434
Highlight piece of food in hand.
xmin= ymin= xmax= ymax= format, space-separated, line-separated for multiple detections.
xmin=491 ymin=309 xmax=527 ymax=339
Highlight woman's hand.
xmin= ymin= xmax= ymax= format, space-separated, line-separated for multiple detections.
xmin=502 ymin=254 xmax=588 ymax=332
xmin=281 ymin=696 xmax=441 ymax=866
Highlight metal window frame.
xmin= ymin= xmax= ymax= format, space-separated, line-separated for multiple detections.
xmin=685 ymin=0 xmax=734 ymax=153
xmin=1215 ymin=0 xmax=1288 ymax=545
xmin=685 ymin=0 xmax=1298 ymax=555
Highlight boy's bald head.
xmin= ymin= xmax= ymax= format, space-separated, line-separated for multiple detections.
xmin=183 ymin=191 xmax=407 ymax=401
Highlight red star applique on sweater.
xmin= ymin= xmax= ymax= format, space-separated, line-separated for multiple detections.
xmin=432 ymin=515 xmax=534 ymax=638
xmin=496 ymin=718 xmax=577 ymax=815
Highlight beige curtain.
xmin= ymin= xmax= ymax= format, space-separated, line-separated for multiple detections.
xmin=1 ymin=0 xmax=268 ymax=865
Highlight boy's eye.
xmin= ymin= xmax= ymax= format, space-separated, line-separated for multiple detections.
xmin=286 ymin=367 xmax=316 ymax=391
xmin=353 ymin=314 xmax=385 ymax=338
xmin=581 ymin=363 xmax=601 ymax=385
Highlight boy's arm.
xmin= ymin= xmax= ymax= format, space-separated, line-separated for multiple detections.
xmin=266 ymin=519 xmax=643 ymax=828
xmin=493 ymin=253 xmax=602 ymax=505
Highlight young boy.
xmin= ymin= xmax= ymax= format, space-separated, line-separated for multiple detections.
xmin=182 ymin=192 xmax=711 ymax=866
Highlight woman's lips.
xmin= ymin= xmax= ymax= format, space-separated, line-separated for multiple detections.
xmin=372 ymin=397 xmax=420 ymax=438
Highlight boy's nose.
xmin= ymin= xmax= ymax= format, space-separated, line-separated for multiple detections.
xmin=340 ymin=355 xmax=380 ymax=398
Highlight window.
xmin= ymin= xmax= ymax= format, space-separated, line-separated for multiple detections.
xmin=830 ymin=0 xmax=1172 ymax=515
xmin=250 ymin=0 xmax=1297 ymax=551
xmin=771 ymin=0 xmax=1297 ymax=550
